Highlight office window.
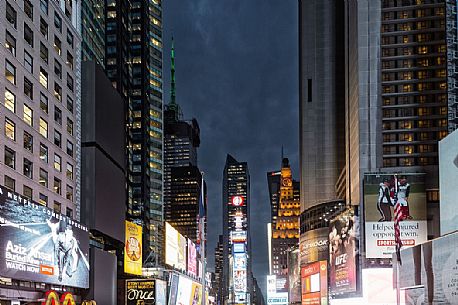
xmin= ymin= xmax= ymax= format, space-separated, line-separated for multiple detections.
xmin=66 ymin=207 xmax=73 ymax=217
xmin=5 ymin=118 xmax=15 ymax=141
xmin=54 ymin=60 xmax=62 ymax=79
xmin=24 ymin=77 xmax=33 ymax=99
xmin=24 ymin=23 xmax=34 ymax=47
xmin=24 ymin=0 xmax=33 ymax=20
xmin=39 ymin=67 xmax=48 ymax=88
xmin=4 ymin=175 xmax=15 ymax=191
xmin=24 ymin=50 xmax=33 ymax=73
xmin=5 ymin=30 xmax=16 ymax=55
xmin=54 ymin=83 xmax=62 ymax=101
xmin=23 ymin=185 xmax=32 ymax=200
xmin=67 ymin=96 xmax=73 ymax=113
xmin=5 ymin=60 xmax=16 ymax=84
xmin=54 ymin=13 xmax=62 ymax=32
xmin=67 ymin=74 xmax=73 ymax=92
xmin=53 ymin=201 xmax=61 ymax=213
xmin=4 ymin=89 xmax=15 ymax=112
xmin=6 ymin=2 xmax=17 ymax=28
xmin=54 ymin=36 xmax=61 ymax=55
xmin=67 ymin=118 xmax=73 ymax=135
xmin=54 ymin=107 xmax=62 ymax=125
xmin=66 ymin=140 xmax=73 ymax=157
xmin=66 ymin=185 xmax=73 ymax=202
xmin=24 ymin=131 xmax=33 ymax=152
xmin=23 ymin=158 xmax=33 ymax=179
xmin=54 ymin=154 xmax=61 ymax=172
xmin=23 ymin=104 xmax=33 ymax=126
xmin=40 ymin=0 xmax=48 ymax=14
xmin=40 ymin=17 xmax=48 ymax=38
xmin=39 ymin=168 xmax=48 ymax=187
xmin=66 ymin=52 xmax=73 ymax=69
xmin=37 ymin=95 xmax=48 ymax=116
xmin=53 ymin=177 xmax=61 ymax=195
xmin=39 ymin=193 xmax=47 ymax=206
xmin=4 ymin=147 xmax=15 ymax=169
xmin=66 ymin=163 xmax=73 ymax=180
xmin=54 ymin=130 xmax=61 ymax=147
xmin=40 ymin=143 xmax=48 ymax=162
xmin=67 ymin=31 xmax=73 ymax=48
xmin=40 ymin=42 xmax=48 ymax=63
xmin=39 ymin=118 xmax=48 ymax=138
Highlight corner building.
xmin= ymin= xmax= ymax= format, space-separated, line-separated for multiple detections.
xmin=105 ymin=0 xmax=164 ymax=265
xmin=222 ymin=155 xmax=252 ymax=305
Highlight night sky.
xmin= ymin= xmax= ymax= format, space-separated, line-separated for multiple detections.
xmin=163 ymin=0 xmax=298 ymax=295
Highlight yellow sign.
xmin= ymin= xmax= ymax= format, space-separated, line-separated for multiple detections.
xmin=124 ymin=221 xmax=143 ymax=275
xmin=41 ymin=291 xmax=76 ymax=305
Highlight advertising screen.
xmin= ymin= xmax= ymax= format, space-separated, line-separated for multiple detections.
xmin=301 ymin=261 xmax=327 ymax=305
xmin=267 ymin=275 xmax=276 ymax=297
xmin=230 ymin=231 xmax=247 ymax=243
xmin=267 ymin=292 xmax=288 ymax=305
xmin=172 ymin=275 xmax=203 ymax=305
xmin=364 ymin=173 xmax=427 ymax=258
xmin=299 ymin=228 xmax=328 ymax=266
xmin=0 ymin=186 xmax=89 ymax=288
xmin=177 ymin=233 xmax=187 ymax=271
xmin=288 ymin=248 xmax=301 ymax=304
xmin=234 ymin=269 xmax=247 ymax=293
xmin=233 ymin=243 xmax=245 ymax=253
xmin=188 ymin=239 xmax=197 ymax=276
xmin=124 ymin=221 xmax=142 ymax=275
xmin=156 ymin=279 xmax=167 ymax=305
xmin=166 ymin=222 xmax=179 ymax=267
xmin=168 ymin=274 xmax=180 ymax=305
xmin=233 ymin=253 xmax=247 ymax=270
xmin=329 ymin=209 xmax=359 ymax=295
xmin=276 ymin=275 xmax=288 ymax=293
xmin=126 ymin=279 xmax=155 ymax=305
xmin=176 ymin=276 xmax=193 ymax=305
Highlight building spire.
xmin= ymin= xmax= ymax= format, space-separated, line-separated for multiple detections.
xmin=171 ymin=36 xmax=176 ymax=105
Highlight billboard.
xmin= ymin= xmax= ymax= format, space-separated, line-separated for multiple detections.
xmin=177 ymin=233 xmax=187 ymax=271
xmin=288 ymin=248 xmax=301 ymax=303
xmin=439 ymin=130 xmax=458 ymax=235
xmin=156 ymin=279 xmax=167 ymax=305
xmin=301 ymin=261 xmax=328 ymax=305
xmin=234 ymin=269 xmax=247 ymax=292
xmin=267 ymin=292 xmax=288 ymax=305
xmin=329 ymin=209 xmax=359 ymax=295
xmin=299 ymin=228 xmax=328 ymax=266
xmin=230 ymin=230 xmax=247 ymax=243
xmin=126 ymin=279 xmax=155 ymax=305
xmin=188 ymin=239 xmax=197 ymax=277
xmin=267 ymin=275 xmax=276 ymax=296
xmin=364 ymin=173 xmax=427 ymax=258
xmin=124 ymin=221 xmax=142 ymax=275
xmin=165 ymin=222 xmax=181 ymax=268
xmin=168 ymin=274 xmax=180 ymax=305
xmin=233 ymin=243 xmax=245 ymax=253
xmin=170 ymin=275 xmax=203 ymax=305
xmin=233 ymin=253 xmax=247 ymax=270
xmin=0 ymin=185 xmax=89 ymax=288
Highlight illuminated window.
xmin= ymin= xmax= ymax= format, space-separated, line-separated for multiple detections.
xmin=403 ymin=84 xmax=412 ymax=92
xmin=54 ymin=154 xmax=61 ymax=172
xmin=39 ymin=118 xmax=48 ymax=138
xmin=53 ymin=177 xmax=61 ymax=195
xmin=436 ymin=69 xmax=446 ymax=78
xmin=4 ymin=89 xmax=15 ymax=112
xmin=5 ymin=118 xmax=15 ymax=141
xmin=417 ymin=34 xmax=426 ymax=42
xmin=5 ymin=30 xmax=16 ymax=55
xmin=418 ymin=46 xmax=428 ymax=54
xmin=40 ymin=143 xmax=48 ymax=162
xmin=39 ymin=193 xmax=47 ymax=206
xmin=5 ymin=60 xmax=16 ymax=84
xmin=439 ymin=82 xmax=447 ymax=90
xmin=417 ymin=71 xmax=427 ymax=79
xmin=23 ymin=104 xmax=33 ymax=126
xmin=438 ymin=45 xmax=446 ymax=53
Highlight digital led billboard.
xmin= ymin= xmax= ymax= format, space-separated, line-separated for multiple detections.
xmin=124 ymin=221 xmax=142 ymax=275
xmin=301 ymin=261 xmax=327 ymax=305
xmin=364 ymin=173 xmax=427 ymax=259
xmin=166 ymin=222 xmax=187 ymax=270
xmin=188 ymin=239 xmax=197 ymax=277
xmin=0 ymin=186 xmax=89 ymax=288
xmin=329 ymin=208 xmax=359 ymax=295
xmin=299 ymin=228 xmax=328 ymax=266
xmin=126 ymin=279 xmax=155 ymax=305
xmin=169 ymin=275 xmax=203 ymax=305
xmin=178 ymin=233 xmax=187 ymax=271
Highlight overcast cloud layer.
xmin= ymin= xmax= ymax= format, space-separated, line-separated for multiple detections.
xmin=163 ymin=0 xmax=298 ymax=295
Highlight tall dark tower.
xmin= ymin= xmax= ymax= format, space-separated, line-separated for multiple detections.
xmin=104 ymin=0 xmax=164 ymax=265
xmin=222 ymin=155 xmax=252 ymax=305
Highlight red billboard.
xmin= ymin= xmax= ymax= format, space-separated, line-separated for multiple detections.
xmin=301 ymin=261 xmax=327 ymax=305
xmin=187 ymin=239 xmax=197 ymax=277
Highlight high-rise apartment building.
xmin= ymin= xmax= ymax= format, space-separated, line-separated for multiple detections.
xmin=104 ymin=0 xmax=164 ymax=265
xmin=81 ymin=0 xmax=105 ymax=66
xmin=222 ymin=154 xmax=252 ymax=305
xmin=298 ymin=0 xmax=346 ymax=213
xmin=1 ymin=0 xmax=81 ymax=219
xmin=267 ymin=158 xmax=300 ymax=276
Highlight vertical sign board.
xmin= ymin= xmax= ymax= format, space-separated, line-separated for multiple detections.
xmin=188 ymin=239 xmax=197 ymax=277
xmin=288 ymin=248 xmax=301 ymax=304
xmin=363 ymin=173 xmax=427 ymax=258
xmin=299 ymin=228 xmax=329 ymax=267
xmin=155 ymin=279 xmax=167 ymax=305
xmin=126 ymin=279 xmax=155 ymax=305
xmin=328 ymin=208 xmax=359 ymax=295
xmin=0 ymin=185 xmax=89 ymax=288
xmin=165 ymin=222 xmax=179 ymax=267
xmin=177 ymin=233 xmax=187 ymax=271
xmin=124 ymin=221 xmax=143 ymax=275
xmin=301 ymin=261 xmax=327 ymax=305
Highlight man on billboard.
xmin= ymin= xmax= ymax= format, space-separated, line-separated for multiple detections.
xmin=397 ymin=176 xmax=412 ymax=220
xmin=377 ymin=177 xmax=393 ymax=221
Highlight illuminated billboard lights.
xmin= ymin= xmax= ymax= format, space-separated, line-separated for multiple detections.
xmin=231 ymin=196 xmax=244 ymax=206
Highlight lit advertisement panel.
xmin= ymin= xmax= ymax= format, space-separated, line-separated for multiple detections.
xmin=299 ymin=228 xmax=328 ymax=266
xmin=288 ymin=248 xmax=301 ymax=303
xmin=276 ymin=275 xmax=288 ymax=293
xmin=233 ymin=243 xmax=245 ymax=253
xmin=190 ymin=282 xmax=203 ymax=305
xmin=329 ymin=208 xmax=359 ymax=295
xmin=168 ymin=273 xmax=180 ymax=305
xmin=267 ymin=275 xmax=276 ymax=296
xmin=187 ymin=239 xmax=197 ymax=277
xmin=267 ymin=292 xmax=288 ymax=305
xmin=173 ymin=275 xmax=203 ymax=305
xmin=230 ymin=231 xmax=247 ymax=243
xmin=0 ymin=186 xmax=89 ymax=288
xmin=165 ymin=222 xmax=179 ymax=267
xmin=301 ymin=261 xmax=327 ymax=305
xmin=156 ymin=279 xmax=167 ymax=305
xmin=234 ymin=269 xmax=247 ymax=292
xmin=126 ymin=279 xmax=155 ymax=305
xmin=124 ymin=221 xmax=142 ymax=275
xmin=363 ymin=173 xmax=427 ymax=258
xmin=233 ymin=253 xmax=247 ymax=270
xmin=177 ymin=233 xmax=187 ymax=271
xmin=176 ymin=276 xmax=192 ymax=305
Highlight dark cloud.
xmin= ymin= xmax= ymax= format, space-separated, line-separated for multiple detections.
xmin=163 ymin=0 xmax=298 ymax=297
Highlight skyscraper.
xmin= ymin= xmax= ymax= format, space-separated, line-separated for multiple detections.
xmin=299 ymin=0 xmax=346 ymax=213
xmin=267 ymin=158 xmax=300 ymax=276
xmin=1 ymin=0 xmax=81 ymax=219
xmin=104 ymin=0 xmax=164 ymax=265
xmin=222 ymin=154 xmax=252 ymax=305
xmin=214 ymin=235 xmax=224 ymax=305
xmin=81 ymin=0 xmax=105 ymax=66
